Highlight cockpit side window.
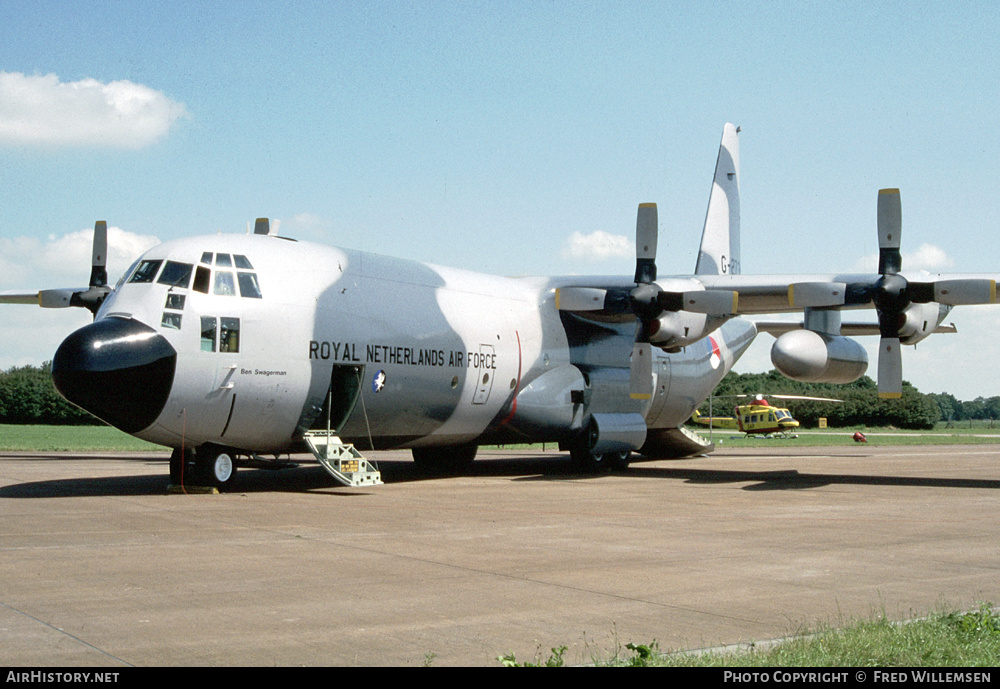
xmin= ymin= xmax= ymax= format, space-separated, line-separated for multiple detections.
xmin=201 ymin=316 xmax=217 ymax=352
xmin=220 ymin=317 xmax=240 ymax=352
xmin=116 ymin=258 xmax=142 ymax=290
xmin=237 ymin=272 xmax=262 ymax=298
xmin=157 ymin=261 xmax=193 ymax=289
xmin=128 ymin=259 xmax=163 ymax=283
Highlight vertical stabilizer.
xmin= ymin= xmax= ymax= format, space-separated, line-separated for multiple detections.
xmin=695 ymin=123 xmax=741 ymax=275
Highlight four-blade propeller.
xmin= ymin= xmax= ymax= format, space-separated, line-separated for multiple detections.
xmin=789 ymin=189 xmax=996 ymax=398
xmin=0 ymin=221 xmax=111 ymax=317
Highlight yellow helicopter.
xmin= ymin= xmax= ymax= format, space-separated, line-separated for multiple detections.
xmin=691 ymin=394 xmax=841 ymax=438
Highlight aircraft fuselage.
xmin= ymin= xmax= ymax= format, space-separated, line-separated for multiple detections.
xmin=51 ymin=232 xmax=754 ymax=459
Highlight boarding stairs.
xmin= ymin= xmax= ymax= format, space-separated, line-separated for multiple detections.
xmin=303 ymin=430 xmax=382 ymax=487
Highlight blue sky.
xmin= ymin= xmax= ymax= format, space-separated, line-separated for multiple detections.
xmin=3 ymin=1 xmax=1000 ymax=399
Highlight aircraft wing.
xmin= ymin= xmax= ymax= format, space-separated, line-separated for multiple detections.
xmin=694 ymin=271 xmax=998 ymax=314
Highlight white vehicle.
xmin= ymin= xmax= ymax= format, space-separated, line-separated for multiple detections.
xmin=4 ymin=124 xmax=995 ymax=489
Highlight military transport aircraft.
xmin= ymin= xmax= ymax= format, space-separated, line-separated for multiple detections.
xmin=3 ymin=123 xmax=998 ymax=490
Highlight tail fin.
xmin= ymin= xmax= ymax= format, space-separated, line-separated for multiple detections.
xmin=695 ymin=123 xmax=741 ymax=275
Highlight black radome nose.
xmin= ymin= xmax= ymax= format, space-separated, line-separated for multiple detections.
xmin=52 ymin=317 xmax=176 ymax=434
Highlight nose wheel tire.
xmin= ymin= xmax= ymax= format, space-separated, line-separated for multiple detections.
xmin=194 ymin=445 xmax=238 ymax=489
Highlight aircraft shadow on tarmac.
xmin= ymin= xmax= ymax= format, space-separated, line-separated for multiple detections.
xmin=4 ymin=453 xmax=1000 ymax=498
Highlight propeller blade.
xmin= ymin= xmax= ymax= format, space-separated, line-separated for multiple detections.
xmin=909 ymin=279 xmax=997 ymax=306
xmin=39 ymin=289 xmax=77 ymax=308
xmin=658 ymin=289 xmax=739 ymax=315
xmin=554 ymin=287 xmax=608 ymax=311
xmin=89 ymin=221 xmax=108 ymax=288
xmin=877 ymin=188 xmax=902 ymax=275
xmin=634 ymin=203 xmax=657 ymax=284
xmin=629 ymin=342 xmax=654 ymax=400
xmin=877 ymin=337 xmax=903 ymax=398
xmin=788 ymin=282 xmax=848 ymax=308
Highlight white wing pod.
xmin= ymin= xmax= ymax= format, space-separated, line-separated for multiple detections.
xmin=771 ymin=330 xmax=868 ymax=384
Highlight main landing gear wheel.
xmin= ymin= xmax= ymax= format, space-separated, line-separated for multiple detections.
xmin=169 ymin=447 xmax=195 ymax=485
xmin=569 ymin=445 xmax=631 ymax=474
xmin=411 ymin=445 xmax=478 ymax=475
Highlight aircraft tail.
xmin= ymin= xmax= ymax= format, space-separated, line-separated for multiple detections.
xmin=695 ymin=123 xmax=741 ymax=276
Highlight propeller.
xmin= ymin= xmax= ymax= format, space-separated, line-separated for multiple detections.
xmin=554 ymin=204 xmax=738 ymax=399
xmin=629 ymin=204 xmax=660 ymax=400
xmin=36 ymin=221 xmax=111 ymax=317
xmin=626 ymin=204 xmax=738 ymax=398
xmin=789 ymin=189 xmax=995 ymax=398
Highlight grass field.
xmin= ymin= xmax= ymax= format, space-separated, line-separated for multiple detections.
xmin=5 ymin=422 xmax=1000 ymax=453
xmin=499 ymin=605 xmax=1000 ymax=667
xmin=0 ymin=424 xmax=168 ymax=452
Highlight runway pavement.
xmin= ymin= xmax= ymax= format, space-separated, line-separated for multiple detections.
xmin=1 ymin=445 xmax=999 ymax=666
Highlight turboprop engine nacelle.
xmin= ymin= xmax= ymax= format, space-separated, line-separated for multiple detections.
xmin=645 ymin=278 xmax=727 ymax=349
xmin=771 ymin=330 xmax=868 ymax=384
xmin=898 ymin=302 xmax=951 ymax=345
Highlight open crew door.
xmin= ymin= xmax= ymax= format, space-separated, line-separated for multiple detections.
xmin=310 ymin=364 xmax=365 ymax=432
xmin=304 ymin=364 xmax=382 ymax=487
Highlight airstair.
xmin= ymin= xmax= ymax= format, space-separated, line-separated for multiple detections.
xmin=303 ymin=374 xmax=382 ymax=487
xmin=304 ymin=430 xmax=382 ymax=487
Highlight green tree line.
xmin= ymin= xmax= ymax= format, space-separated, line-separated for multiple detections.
xmin=0 ymin=362 xmax=992 ymax=429
xmin=0 ymin=363 xmax=102 ymax=425
xmin=699 ymin=370 xmax=943 ymax=430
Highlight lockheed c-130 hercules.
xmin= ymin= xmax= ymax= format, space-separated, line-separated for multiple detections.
xmin=3 ymin=124 xmax=997 ymax=490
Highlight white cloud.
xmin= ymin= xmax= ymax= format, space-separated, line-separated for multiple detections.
xmin=0 ymin=72 xmax=188 ymax=149
xmin=0 ymin=226 xmax=160 ymax=369
xmin=562 ymin=230 xmax=634 ymax=262
xmin=0 ymin=226 xmax=160 ymax=290
xmin=853 ymin=242 xmax=955 ymax=273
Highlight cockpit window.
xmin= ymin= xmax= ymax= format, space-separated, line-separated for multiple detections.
xmin=214 ymin=271 xmax=236 ymax=296
xmin=115 ymin=258 xmax=141 ymax=290
xmin=234 ymin=254 xmax=254 ymax=270
xmin=193 ymin=266 xmax=210 ymax=294
xmin=215 ymin=253 xmax=233 ymax=268
xmin=200 ymin=252 xmax=213 ymax=265
xmin=220 ymin=317 xmax=240 ymax=352
xmin=157 ymin=261 xmax=193 ymax=289
xmin=201 ymin=316 xmax=217 ymax=352
xmin=128 ymin=259 xmax=163 ymax=283
xmin=237 ymin=272 xmax=262 ymax=298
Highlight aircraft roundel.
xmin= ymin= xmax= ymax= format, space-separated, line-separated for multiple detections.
xmin=372 ymin=370 xmax=386 ymax=393
xmin=709 ymin=336 xmax=721 ymax=369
